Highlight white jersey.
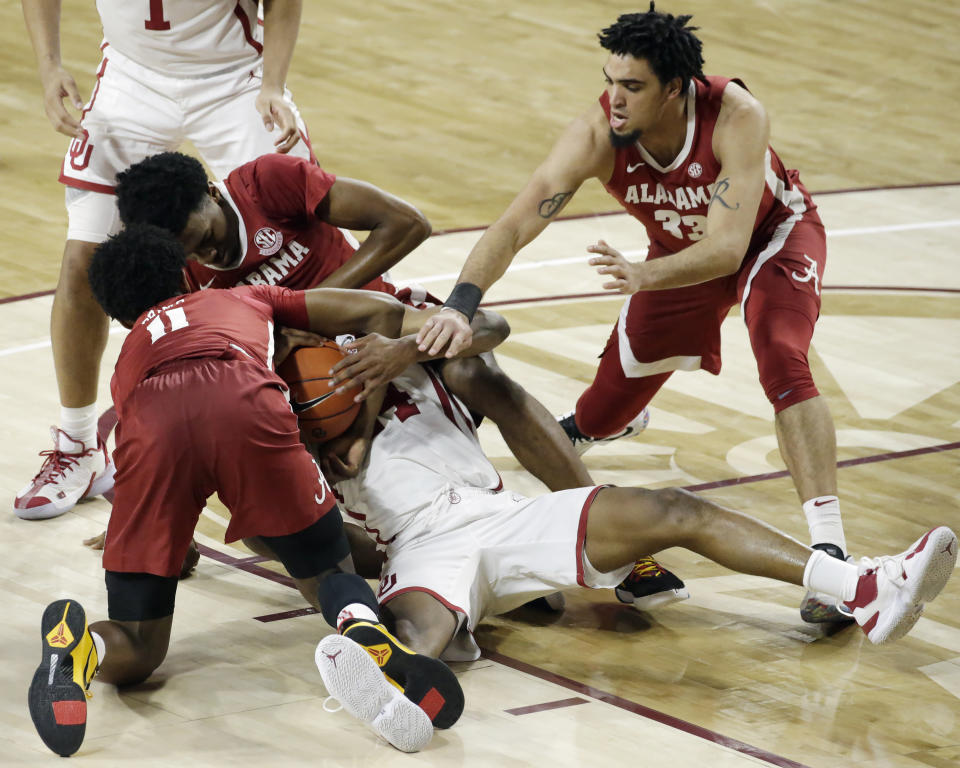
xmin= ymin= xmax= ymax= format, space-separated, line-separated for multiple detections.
xmin=335 ymin=364 xmax=502 ymax=545
xmin=97 ymin=0 xmax=263 ymax=77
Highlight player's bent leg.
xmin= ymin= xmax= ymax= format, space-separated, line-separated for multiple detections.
xmin=16 ymin=240 xmax=114 ymax=520
xmin=100 ymin=570 xmax=177 ymax=685
xmin=441 ymin=353 xmax=592 ymax=491
xmin=584 ymin=486 xmax=810 ymax=583
xmin=381 ymin=590 xmax=459 ymax=659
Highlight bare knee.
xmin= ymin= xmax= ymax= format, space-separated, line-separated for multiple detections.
xmin=442 ymin=355 xmax=522 ymax=417
xmin=649 ymin=487 xmax=708 ymax=542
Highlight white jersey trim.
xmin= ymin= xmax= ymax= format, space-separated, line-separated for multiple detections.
xmin=208 ymin=181 xmax=249 ymax=271
xmin=739 ymin=212 xmax=802 ymax=317
xmin=616 ymin=297 xmax=702 ymax=376
xmin=635 ymin=80 xmax=697 ymax=173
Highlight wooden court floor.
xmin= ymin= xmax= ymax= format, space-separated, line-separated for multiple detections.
xmin=1 ymin=1 xmax=959 ymax=766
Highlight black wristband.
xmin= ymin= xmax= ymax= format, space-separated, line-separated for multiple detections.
xmin=442 ymin=282 xmax=483 ymax=323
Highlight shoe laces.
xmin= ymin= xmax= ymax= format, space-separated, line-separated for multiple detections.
xmin=860 ymin=555 xmax=906 ymax=585
xmin=32 ymin=429 xmax=97 ymax=483
xmin=629 ymin=557 xmax=665 ymax=580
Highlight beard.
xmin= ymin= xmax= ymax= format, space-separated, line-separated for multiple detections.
xmin=608 ymin=127 xmax=641 ymax=149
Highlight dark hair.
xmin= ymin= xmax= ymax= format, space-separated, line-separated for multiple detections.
xmin=115 ymin=152 xmax=209 ymax=235
xmin=88 ymin=223 xmax=187 ymax=325
xmin=598 ymin=3 xmax=705 ymax=90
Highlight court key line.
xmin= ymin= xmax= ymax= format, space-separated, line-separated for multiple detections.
xmin=199 ymin=439 xmax=959 ymax=768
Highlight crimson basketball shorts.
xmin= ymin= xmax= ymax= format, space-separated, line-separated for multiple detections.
xmin=103 ymin=357 xmax=337 ymax=579
xmin=61 ymin=44 xmax=314 ymax=243
xmin=376 ymin=485 xmax=632 ymax=662
xmin=592 ymin=211 xmax=827 ymax=403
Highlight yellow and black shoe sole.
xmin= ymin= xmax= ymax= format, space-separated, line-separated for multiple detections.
xmin=344 ymin=621 xmax=464 ymax=729
xmin=28 ymin=599 xmax=96 ymax=757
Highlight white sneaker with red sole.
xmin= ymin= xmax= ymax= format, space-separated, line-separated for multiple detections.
xmin=845 ymin=526 xmax=957 ymax=644
xmin=14 ymin=428 xmax=115 ymax=520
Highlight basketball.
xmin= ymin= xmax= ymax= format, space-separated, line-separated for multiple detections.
xmin=277 ymin=342 xmax=361 ymax=444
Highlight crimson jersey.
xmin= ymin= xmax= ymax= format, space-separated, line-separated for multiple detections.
xmin=183 ymin=154 xmax=392 ymax=294
xmin=111 ymin=285 xmax=307 ymax=417
xmin=600 ymin=76 xmax=814 ymax=263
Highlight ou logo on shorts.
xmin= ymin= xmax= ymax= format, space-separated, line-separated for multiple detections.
xmin=254 ymin=227 xmax=283 ymax=256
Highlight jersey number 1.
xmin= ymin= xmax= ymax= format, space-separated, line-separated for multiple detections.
xmin=145 ymin=307 xmax=189 ymax=343
xmin=145 ymin=0 xmax=171 ymax=31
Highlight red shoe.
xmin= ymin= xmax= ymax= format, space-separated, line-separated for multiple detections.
xmin=14 ymin=428 xmax=114 ymax=520
xmin=845 ymin=527 xmax=957 ymax=644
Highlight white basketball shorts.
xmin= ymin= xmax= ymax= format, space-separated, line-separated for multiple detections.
xmin=61 ymin=44 xmax=313 ymax=242
xmin=377 ymin=485 xmax=632 ymax=662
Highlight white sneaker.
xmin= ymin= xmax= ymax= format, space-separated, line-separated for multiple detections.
xmin=845 ymin=526 xmax=958 ymax=644
xmin=558 ymin=408 xmax=650 ymax=456
xmin=14 ymin=428 xmax=114 ymax=520
xmin=315 ymin=634 xmax=433 ymax=752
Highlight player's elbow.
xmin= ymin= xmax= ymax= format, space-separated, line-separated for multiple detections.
xmin=396 ymin=204 xmax=432 ymax=247
xmin=474 ymin=308 xmax=510 ymax=348
xmin=712 ymin=234 xmax=749 ymax=276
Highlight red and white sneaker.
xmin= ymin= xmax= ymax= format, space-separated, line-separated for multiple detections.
xmin=845 ymin=526 xmax=958 ymax=644
xmin=14 ymin=428 xmax=115 ymax=520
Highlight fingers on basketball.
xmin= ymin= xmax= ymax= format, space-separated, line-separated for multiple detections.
xmin=277 ymin=342 xmax=362 ymax=444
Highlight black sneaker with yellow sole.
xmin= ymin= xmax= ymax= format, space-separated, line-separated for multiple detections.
xmin=615 ymin=557 xmax=690 ymax=610
xmin=28 ymin=599 xmax=99 ymax=757
xmin=342 ymin=621 xmax=464 ymax=729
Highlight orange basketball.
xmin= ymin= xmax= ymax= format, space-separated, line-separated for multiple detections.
xmin=276 ymin=342 xmax=361 ymax=444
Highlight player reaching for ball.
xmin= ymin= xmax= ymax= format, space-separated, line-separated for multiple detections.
xmin=26 ymin=223 xmax=516 ymax=757
xmin=112 ymin=150 xmax=688 ymax=610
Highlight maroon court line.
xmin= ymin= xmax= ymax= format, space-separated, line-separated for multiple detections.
xmin=196 ymin=543 xmax=296 ymax=589
xmin=480 ymin=284 xmax=960 ymax=309
xmin=504 ymin=697 xmax=590 ymax=716
xmin=683 ymin=441 xmax=960 ymax=493
xmin=485 ymin=650 xmax=812 ymax=768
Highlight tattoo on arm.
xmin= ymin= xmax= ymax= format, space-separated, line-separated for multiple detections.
xmin=538 ymin=191 xmax=573 ymax=219
xmin=709 ymin=178 xmax=741 ymax=211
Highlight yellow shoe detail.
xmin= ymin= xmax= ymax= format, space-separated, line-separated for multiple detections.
xmin=45 ymin=603 xmax=75 ymax=648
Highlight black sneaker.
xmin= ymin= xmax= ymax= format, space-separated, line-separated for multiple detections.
xmin=342 ymin=621 xmax=464 ymax=729
xmin=800 ymin=543 xmax=856 ymax=624
xmin=615 ymin=557 xmax=690 ymax=610
xmin=28 ymin=599 xmax=99 ymax=757
xmin=558 ymin=409 xmax=650 ymax=456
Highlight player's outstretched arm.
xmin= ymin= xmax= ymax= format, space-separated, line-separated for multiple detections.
xmin=315 ymin=177 xmax=432 ymax=290
xmin=22 ymin=0 xmax=84 ymax=138
xmin=417 ymin=106 xmax=608 ymax=357
xmin=329 ymin=307 xmax=510 ymax=399
xmin=258 ymin=0 xmax=302 ymax=152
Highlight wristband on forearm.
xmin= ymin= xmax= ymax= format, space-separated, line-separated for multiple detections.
xmin=442 ymin=282 xmax=483 ymax=323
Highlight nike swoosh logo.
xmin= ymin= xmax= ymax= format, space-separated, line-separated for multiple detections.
xmin=199 ymin=276 xmax=216 ymax=290
xmin=291 ymin=391 xmax=336 ymax=414
xmin=627 ymin=161 xmax=645 ymax=173
xmin=813 ymin=499 xmax=834 ymax=507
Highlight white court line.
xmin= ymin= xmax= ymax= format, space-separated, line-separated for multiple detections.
xmin=2 ymin=216 xmax=958 ymax=355
xmin=411 ymin=217 xmax=960 ymax=284
xmin=0 ymin=325 xmax=127 ymax=358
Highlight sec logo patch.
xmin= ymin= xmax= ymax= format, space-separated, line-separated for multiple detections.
xmin=254 ymin=227 xmax=283 ymax=256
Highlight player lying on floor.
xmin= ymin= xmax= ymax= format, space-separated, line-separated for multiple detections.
xmin=27 ymin=223 xmax=514 ymax=758
xmin=300 ymin=334 xmax=957 ymax=677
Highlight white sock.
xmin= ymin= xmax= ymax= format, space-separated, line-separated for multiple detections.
xmin=90 ymin=630 xmax=106 ymax=665
xmin=802 ymin=495 xmax=846 ymax=554
xmin=336 ymin=602 xmax=379 ymax=632
xmin=802 ymin=549 xmax=859 ymax=601
xmin=59 ymin=404 xmax=99 ymax=451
